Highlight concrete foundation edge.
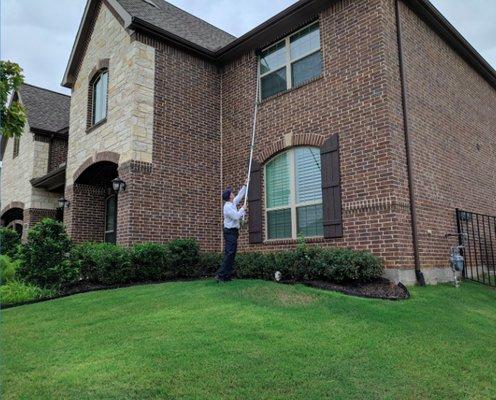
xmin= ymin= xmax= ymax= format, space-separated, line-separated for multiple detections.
xmin=384 ymin=268 xmax=453 ymax=286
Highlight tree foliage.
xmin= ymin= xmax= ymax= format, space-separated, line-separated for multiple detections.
xmin=1 ymin=61 xmax=27 ymax=138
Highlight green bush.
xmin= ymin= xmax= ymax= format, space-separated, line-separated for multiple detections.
xmin=0 ymin=280 xmax=55 ymax=306
xmin=0 ymin=227 xmax=21 ymax=259
xmin=18 ymin=219 xmax=77 ymax=289
xmin=236 ymin=252 xmax=273 ymax=280
xmin=131 ymin=243 xmax=171 ymax=281
xmin=74 ymin=243 xmax=133 ymax=285
xmin=0 ymin=255 xmax=20 ymax=284
xmin=168 ymin=238 xmax=200 ymax=278
xmin=197 ymin=252 xmax=222 ymax=278
xmin=316 ymin=248 xmax=383 ymax=283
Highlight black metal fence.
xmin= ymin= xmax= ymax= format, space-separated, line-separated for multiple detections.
xmin=456 ymin=209 xmax=496 ymax=287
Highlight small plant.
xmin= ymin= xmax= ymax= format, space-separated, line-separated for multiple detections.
xmin=0 ymin=280 xmax=55 ymax=306
xmin=18 ymin=219 xmax=76 ymax=289
xmin=131 ymin=243 xmax=171 ymax=281
xmin=0 ymin=255 xmax=20 ymax=284
xmin=0 ymin=227 xmax=21 ymax=259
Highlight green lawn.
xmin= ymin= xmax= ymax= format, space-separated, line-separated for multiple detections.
xmin=2 ymin=280 xmax=495 ymax=400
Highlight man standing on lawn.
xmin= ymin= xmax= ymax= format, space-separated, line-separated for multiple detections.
xmin=217 ymin=179 xmax=248 ymax=282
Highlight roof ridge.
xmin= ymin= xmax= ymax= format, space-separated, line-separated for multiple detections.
xmin=21 ymin=83 xmax=71 ymax=98
xmin=156 ymin=0 xmax=236 ymax=39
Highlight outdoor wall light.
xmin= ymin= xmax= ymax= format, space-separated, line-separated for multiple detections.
xmin=112 ymin=177 xmax=127 ymax=193
xmin=58 ymin=197 xmax=70 ymax=209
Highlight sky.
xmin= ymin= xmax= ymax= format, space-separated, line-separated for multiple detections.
xmin=1 ymin=0 xmax=495 ymax=95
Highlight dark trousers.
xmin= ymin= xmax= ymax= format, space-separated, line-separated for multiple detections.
xmin=218 ymin=228 xmax=239 ymax=280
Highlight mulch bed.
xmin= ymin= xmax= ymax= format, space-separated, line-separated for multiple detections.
xmin=301 ymin=278 xmax=410 ymax=300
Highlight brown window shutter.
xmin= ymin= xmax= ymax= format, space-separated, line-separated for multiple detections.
xmin=321 ymin=134 xmax=343 ymax=238
xmin=248 ymin=160 xmax=263 ymax=243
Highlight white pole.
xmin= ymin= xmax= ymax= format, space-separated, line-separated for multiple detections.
xmin=243 ymin=58 xmax=260 ymax=210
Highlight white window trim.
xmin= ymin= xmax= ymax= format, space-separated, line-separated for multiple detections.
xmin=259 ymin=22 xmax=321 ymax=98
xmin=264 ymin=147 xmax=323 ymax=241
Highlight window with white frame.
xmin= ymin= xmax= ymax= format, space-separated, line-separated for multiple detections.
xmin=92 ymin=69 xmax=108 ymax=125
xmin=265 ymin=147 xmax=323 ymax=239
xmin=259 ymin=22 xmax=322 ymax=100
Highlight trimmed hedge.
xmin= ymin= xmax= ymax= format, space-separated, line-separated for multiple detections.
xmin=74 ymin=243 xmax=133 ymax=285
xmin=0 ymin=227 xmax=21 ymax=259
xmin=18 ymin=219 xmax=76 ymax=289
xmin=131 ymin=243 xmax=171 ymax=281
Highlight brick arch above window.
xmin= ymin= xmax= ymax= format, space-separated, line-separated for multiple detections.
xmin=88 ymin=59 xmax=109 ymax=83
xmin=73 ymin=151 xmax=120 ymax=183
xmin=258 ymin=133 xmax=326 ymax=165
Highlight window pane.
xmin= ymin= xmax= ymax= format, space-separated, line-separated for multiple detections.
xmin=295 ymin=147 xmax=322 ymax=204
xmin=290 ymin=24 xmax=320 ymax=60
xmin=105 ymin=195 xmax=116 ymax=232
xmin=266 ymin=152 xmax=290 ymax=208
xmin=297 ymin=204 xmax=323 ymax=237
xmin=93 ymin=71 xmax=108 ymax=124
xmin=261 ymin=67 xmax=287 ymax=100
xmin=101 ymin=71 xmax=108 ymax=120
xmin=291 ymin=51 xmax=322 ymax=87
xmin=268 ymin=209 xmax=292 ymax=239
xmin=260 ymin=41 xmax=286 ymax=75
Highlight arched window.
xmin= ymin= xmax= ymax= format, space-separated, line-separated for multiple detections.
xmin=265 ymin=147 xmax=323 ymax=239
xmin=92 ymin=69 xmax=108 ymax=125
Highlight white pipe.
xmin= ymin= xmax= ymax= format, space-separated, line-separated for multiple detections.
xmin=220 ymin=71 xmax=224 ymax=250
xmin=243 ymin=58 xmax=260 ymax=210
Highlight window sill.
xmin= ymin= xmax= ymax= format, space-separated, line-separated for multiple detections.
xmin=260 ymin=75 xmax=324 ymax=104
xmin=86 ymin=118 xmax=107 ymax=134
xmin=263 ymin=236 xmax=325 ymax=245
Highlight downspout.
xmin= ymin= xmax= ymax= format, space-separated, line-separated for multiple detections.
xmin=395 ymin=0 xmax=425 ymax=286
xmin=219 ymin=69 xmax=224 ymax=252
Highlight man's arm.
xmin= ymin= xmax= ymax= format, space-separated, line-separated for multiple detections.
xmin=233 ymin=179 xmax=249 ymax=206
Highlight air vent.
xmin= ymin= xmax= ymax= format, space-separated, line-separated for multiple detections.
xmin=142 ymin=0 xmax=158 ymax=8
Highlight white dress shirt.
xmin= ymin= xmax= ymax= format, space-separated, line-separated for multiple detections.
xmin=223 ymin=185 xmax=247 ymax=229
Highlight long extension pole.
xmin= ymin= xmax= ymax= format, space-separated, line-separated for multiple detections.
xmin=243 ymin=58 xmax=260 ymax=210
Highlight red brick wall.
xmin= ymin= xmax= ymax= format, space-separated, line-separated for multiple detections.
xmin=392 ymin=1 xmax=496 ymax=268
xmin=116 ymin=35 xmax=222 ymax=251
xmin=220 ymin=0 xmax=415 ymax=269
xmin=48 ymin=138 xmax=68 ymax=172
xmin=65 ymin=184 xmax=107 ymax=243
xmin=23 ymin=208 xmax=59 ymax=240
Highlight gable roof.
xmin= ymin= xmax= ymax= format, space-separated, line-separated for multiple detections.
xmin=115 ymin=0 xmax=236 ymax=52
xmin=62 ymin=0 xmax=496 ymax=91
xmin=19 ymin=84 xmax=71 ymax=134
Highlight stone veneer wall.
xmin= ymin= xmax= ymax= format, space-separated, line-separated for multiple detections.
xmin=1 ymin=121 xmax=59 ymax=213
xmin=65 ymin=1 xmax=155 ymax=187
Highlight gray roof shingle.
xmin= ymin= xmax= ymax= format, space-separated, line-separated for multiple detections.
xmin=116 ymin=0 xmax=236 ymax=52
xmin=20 ymin=84 xmax=71 ymax=134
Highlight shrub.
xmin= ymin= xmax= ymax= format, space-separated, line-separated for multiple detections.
xmin=18 ymin=219 xmax=77 ymax=289
xmin=236 ymin=252 xmax=273 ymax=280
xmin=74 ymin=243 xmax=133 ymax=285
xmin=168 ymin=238 xmax=200 ymax=278
xmin=0 ymin=255 xmax=20 ymax=284
xmin=316 ymin=248 xmax=383 ymax=283
xmin=0 ymin=280 xmax=55 ymax=306
xmin=131 ymin=243 xmax=171 ymax=281
xmin=0 ymin=227 xmax=21 ymax=259
xmin=197 ymin=252 xmax=222 ymax=278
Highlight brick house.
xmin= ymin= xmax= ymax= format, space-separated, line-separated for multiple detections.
xmin=3 ymin=0 xmax=495 ymax=284
xmin=0 ymin=84 xmax=70 ymax=239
